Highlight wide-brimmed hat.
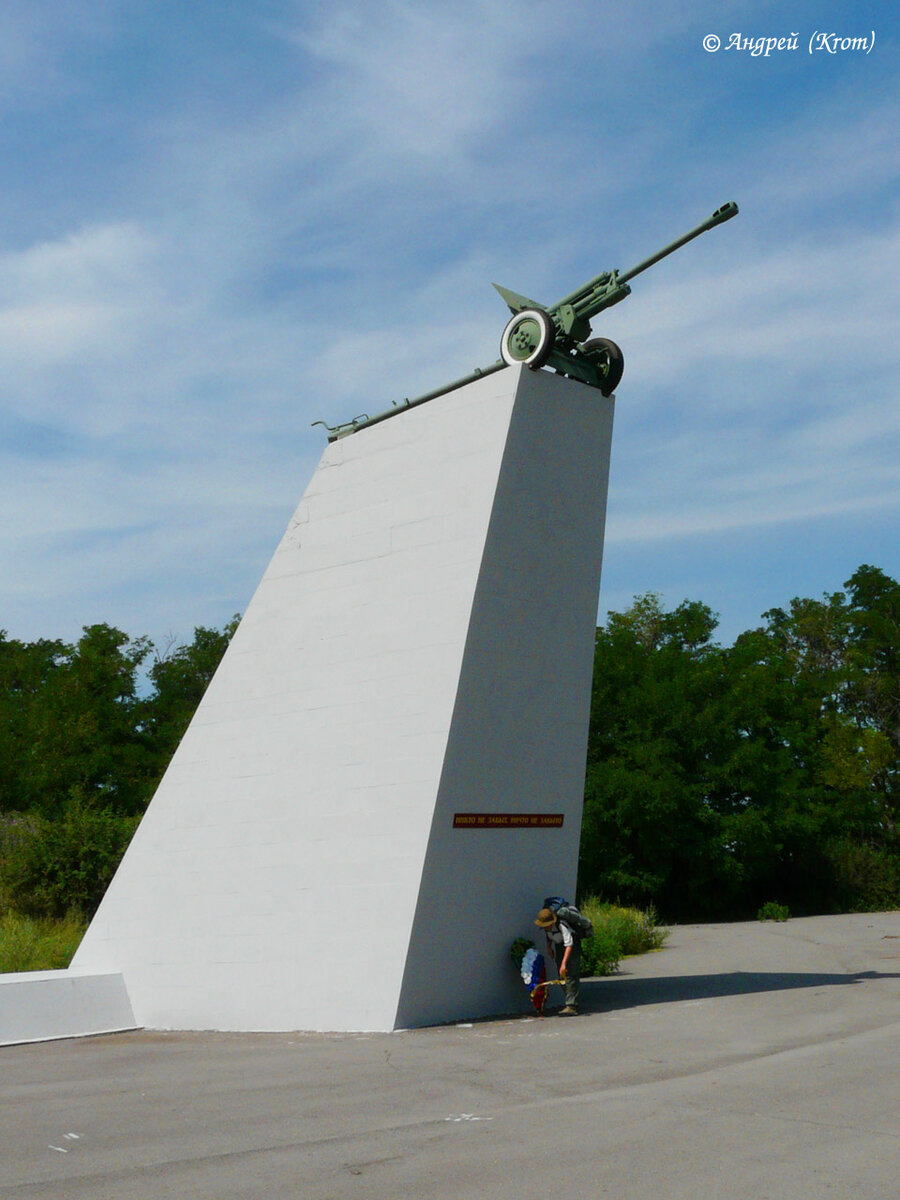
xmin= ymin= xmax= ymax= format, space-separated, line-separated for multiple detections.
xmin=534 ymin=908 xmax=557 ymax=928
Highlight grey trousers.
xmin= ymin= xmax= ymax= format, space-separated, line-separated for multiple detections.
xmin=554 ymin=940 xmax=581 ymax=1009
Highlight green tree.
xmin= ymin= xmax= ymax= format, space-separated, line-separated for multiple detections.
xmin=579 ymin=594 xmax=736 ymax=918
xmin=841 ymin=565 xmax=900 ymax=834
xmin=0 ymin=625 xmax=152 ymax=818
xmin=580 ymin=571 xmax=900 ymax=920
xmin=714 ymin=618 xmax=839 ymax=914
xmin=0 ymin=616 xmax=239 ymax=919
xmin=0 ymin=634 xmax=69 ymax=811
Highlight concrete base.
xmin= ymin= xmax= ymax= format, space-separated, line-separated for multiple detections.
xmin=70 ymin=365 xmax=614 ymax=1033
xmin=0 ymin=970 xmax=137 ymax=1046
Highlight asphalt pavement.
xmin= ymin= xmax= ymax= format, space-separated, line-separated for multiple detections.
xmin=3 ymin=912 xmax=900 ymax=1199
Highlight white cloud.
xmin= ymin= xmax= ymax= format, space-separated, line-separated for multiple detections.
xmin=288 ymin=0 xmax=550 ymax=160
xmin=0 ymin=223 xmax=159 ymax=368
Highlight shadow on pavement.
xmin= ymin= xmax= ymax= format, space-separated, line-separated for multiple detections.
xmin=580 ymin=969 xmax=900 ymax=1012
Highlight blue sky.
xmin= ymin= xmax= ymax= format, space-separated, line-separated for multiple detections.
xmin=2 ymin=0 xmax=897 ymax=649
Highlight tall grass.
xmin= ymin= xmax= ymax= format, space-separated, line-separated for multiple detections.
xmin=579 ymin=898 xmax=669 ymax=976
xmin=0 ymin=912 xmax=87 ymax=973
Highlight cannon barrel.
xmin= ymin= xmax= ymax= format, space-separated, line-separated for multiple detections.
xmin=552 ymin=201 xmax=739 ymax=316
xmin=618 ymin=200 xmax=738 ymax=286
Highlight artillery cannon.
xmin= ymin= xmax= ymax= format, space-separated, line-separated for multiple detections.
xmin=314 ymin=202 xmax=738 ymax=441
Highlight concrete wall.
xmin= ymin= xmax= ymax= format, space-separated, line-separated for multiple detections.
xmin=395 ymin=366 xmax=613 ymax=1026
xmin=0 ymin=970 xmax=136 ymax=1046
xmin=71 ymin=366 xmax=613 ymax=1032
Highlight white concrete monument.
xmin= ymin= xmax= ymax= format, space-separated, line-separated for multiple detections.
xmin=70 ymin=364 xmax=614 ymax=1031
xmin=5 ymin=205 xmax=744 ymax=1041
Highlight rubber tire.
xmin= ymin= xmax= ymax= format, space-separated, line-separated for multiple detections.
xmin=500 ymin=309 xmax=555 ymax=369
xmin=582 ymin=337 xmax=624 ymax=396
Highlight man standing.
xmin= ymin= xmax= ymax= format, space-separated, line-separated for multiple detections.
xmin=534 ymin=906 xmax=581 ymax=1016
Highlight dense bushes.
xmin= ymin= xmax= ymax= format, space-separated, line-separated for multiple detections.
xmin=0 ymin=804 xmax=139 ymax=918
xmin=579 ymin=899 xmax=668 ymax=975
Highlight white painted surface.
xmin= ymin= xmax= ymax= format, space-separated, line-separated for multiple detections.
xmin=72 ymin=366 xmax=613 ymax=1032
xmin=396 ymin=366 xmax=614 ymax=1026
xmin=0 ymin=970 xmax=137 ymax=1046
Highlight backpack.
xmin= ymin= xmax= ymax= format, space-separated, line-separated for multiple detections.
xmin=542 ymin=895 xmax=594 ymax=941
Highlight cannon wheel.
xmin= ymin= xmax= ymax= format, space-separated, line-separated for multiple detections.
xmin=582 ymin=337 xmax=624 ymax=396
xmin=500 ymin=309 xmax=555 ymax=369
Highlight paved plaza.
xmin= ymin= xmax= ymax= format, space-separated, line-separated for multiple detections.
xmin=3 ymin=913 xmax=900 ymax=1199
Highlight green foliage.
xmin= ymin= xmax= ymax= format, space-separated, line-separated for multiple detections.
xmin=510 ymin=937 xmax=534 ymax=966
xmin=825 ymin=839 xmax=900 ymax=912
xmin=0 ymin=617 xmax=238 ymax=919
xmin=580 ymin=923 xmax=620 ymax=976
xmin=580 ymin=593 xmax=740 ymax=918
xmin=0 ymin=618 xmax=239 ymax=823
xmin=0 ymin=911 xmax=87 ymax=972
xmin=757 ymin=901 xmax=790 ymax=922
xmin=579 ymin=898 xmax=669 ymax=975
xmin=579 ymin=568 xmax=900 ymax=921
xmin=584 ymin=898 xmax=669 ymax=955
xmin=0 ymin=625 xmax=153 ymax=818
xmin=0 ymin=801 xmax=139 ymax=918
